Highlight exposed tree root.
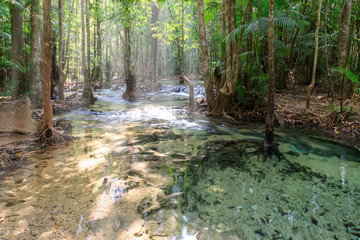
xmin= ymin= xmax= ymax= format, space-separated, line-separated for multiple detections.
xmin=39 ymin=126 xmax=73 ymax=147
xmin=263 ymin=144 xmax=282 ymax=162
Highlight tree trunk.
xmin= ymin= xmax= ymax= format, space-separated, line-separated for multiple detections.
xmin=64 ymin=0 xmax=74 ymax=83
xmin=323 ymin=0 xmax=334 ymax=102
xmin=10 ymin=0 xmax=25 ymax=99
xmin=29 ymin=0 xmax=42 ymax=106
xmin=149 ymin=0 xmax=159 ymax=81
xmin=94 ymin=0 xmax=102 ymax=88
xmin=179 ymin=0 xmax=194 ymax=110
xmin=122 ymin=14 xmax=135 ymax=100
xmin=86 ymin=0 xmax=90 ymax=80
xmin=1 ymin=17 xmax=5 ymax=66
xmin=197 ymin=0 xmax=216 ymax=112
xmin=42 ymin=0 xmax=53 ymax=129
xmin=264 ymin=0 xmax=275 ymax=161
xmin=337 ymin=0 xmax=352 ymax=112
xmin=306 ymin=0 xmax=323 ymax=110
xmin=215 ymin=0 xmax=237 ymax=115
xmin=234 ymin=0 xmax=251 ymax=88
xmin=140 ymin=37 xmax=144 ymax=76
xmin=58 ymin=0 xmax=64 ymax=100
xmin=81 ymin=0 xmax=93 ymax=101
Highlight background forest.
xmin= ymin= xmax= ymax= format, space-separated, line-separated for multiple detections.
xmin=0 ymin=0 xmax=359 ymax=124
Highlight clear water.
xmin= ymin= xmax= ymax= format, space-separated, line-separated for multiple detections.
xmin=1 ymin=83 xmax=360 ymax=240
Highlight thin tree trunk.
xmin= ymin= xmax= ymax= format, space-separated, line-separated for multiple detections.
xmin=86 ymin=0 xmax=90 ymax=80
xmin=338 ymin=0 xmax=352 ymax=112
xmin=64 ymin=0 xmax=75 ymax=82
xmin=180 ymin=0 xmax=194 ymax=110
xmin=264 ymin=0 xmax=275 ymax=161
xmin=197 ymin=0 xmax=215 ymax=112
xmin=10 ymin=0 xmax=25 ymax=98
xmin=94 ymin=0 xmax=102 ymax=88
xmin=288 ymin=0 xmax=307 ymax=66
xmin=234 ymin=0 xmax=251 ymax=88
xmin=149 ymin=0 xmax=159 ymax=81
xmin=81 ymin=0 xmax=92 ymax=101
xmin=122 ymin=14 xmax=135 ymax=100
xmin=29 ymin=0 xmax=42 ymax=106
xmin=42 ymin=0 xmax=53 ymax=129
xmin=58 ymin=0 xmax=64 ymax=100
xmin=1 ymin=17 xmax=5 ymax=66
xmin=306 ymin=0 xmax=323 ymax=110
xmin=323 ymin=0 xmax=334 ymax=102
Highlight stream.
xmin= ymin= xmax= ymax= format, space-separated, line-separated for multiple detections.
xmin=1 ymin=81 xmax=360 ymax=240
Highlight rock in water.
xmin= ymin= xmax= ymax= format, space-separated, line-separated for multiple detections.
xmin=0 ymin=96 xmax=41 ymax=134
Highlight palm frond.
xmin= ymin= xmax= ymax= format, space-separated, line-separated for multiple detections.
xmin=245 ymin=17 xmax=268 ymax=36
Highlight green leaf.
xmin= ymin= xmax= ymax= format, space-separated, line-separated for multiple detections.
xmin=0 ymin=5 xmax=8 ymax=17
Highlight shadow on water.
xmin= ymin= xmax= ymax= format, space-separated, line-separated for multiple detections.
xmin=1 ymin=84 xmax=360 ymax=239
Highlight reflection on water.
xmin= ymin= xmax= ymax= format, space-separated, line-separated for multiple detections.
xmin=2 ymin=85 xmax=360 ymax=239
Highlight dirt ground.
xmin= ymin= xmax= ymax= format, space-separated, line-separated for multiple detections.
xmin=274 ymin=93 xmax=360 ymax=138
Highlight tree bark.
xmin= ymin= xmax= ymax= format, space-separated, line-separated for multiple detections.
xmin=215 ymin=0 xmax=237 ymax=115
xmin=10 ymin=0 xmax=25 ymax=99
xmin=179 ymin=0 xmax=194 ymax=110
xmin=1 ymin=17 xmax=5 ymax=66
xmin=306 ymin=0 xmax=323 ymax=110
xmin=122 ymin=14 xmax=136 ymax=100
xmin=29 ymin=0 xmax=42 ymax=106
xmin=197 ymin=0 xmax=215 ymax=112
xmin=64 ymin=0 xmax=74 ymax=83
xmin=337 ymin=0 xmax=352 ymax=111
xmin=81 ymin=0 xmax=93 ymax=101
xmin=323 ymin=0 xmax=334 ymax=102
xmin=94 ymin=0 xmax=102 ymax=88
xmin=264 ymin=0 xmax=275 ymax=161
xmin=58 ymin=0 xmax=64 ymax=100
xmin=86 ymin=0 xmax=90 ymax=79
xmin=149 ymin=0 xmax=159 ymax=81
xmin=42 ymin=0 xmax=53 ymax=129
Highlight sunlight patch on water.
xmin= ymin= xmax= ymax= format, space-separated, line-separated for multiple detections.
xmin=75 ymin=215 xmax=84 ymax=236
xmin=173 ymin=226 xmax=198 ymax=240
xmin=78 ymin=156 xmax=106 ymax=172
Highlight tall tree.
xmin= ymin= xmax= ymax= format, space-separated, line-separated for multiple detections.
xmin=323 ymin=0 xmax=334 ymax=102
xmin=337 ymin=0 xmax=352 ymax=111
xmin=10 ymin=0 xmax=25 ymax=98
xmin=64 ymin=0 xmax=75 ymax=81
xmin=86 ymin=0 xmax=90 ymax=80
xmin=215 ymin=0 xmax=237 ymax=115
xmin=42 ymin=0 xmax=54 ymax=131
xmin=122 ymin=12 xmax=136 ymax=100
xmin=306 ymin=0 xmax=323 ymax=110
xmin=264 ymin=0 xmax=275 ymax=161
xmin=179 ymin=0 xmax=194 ymax=110
xmin=81 ymin=0 xmax=93 ymax=101
xmin=58 ymin=0 xmax=64 ymax=100
xmin=149 ymin=0 xmax=159 ymax=81
xmin=197 ymin=0 xmax=215 ymax=112
xmin=29 ymin=0 xmax=42 ymax=106
xmin=93 ymin=0 xmax=102 ymax=87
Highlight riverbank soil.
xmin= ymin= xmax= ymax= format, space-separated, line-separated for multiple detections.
xmin=232 ymin=91 xmax=360 ymax=139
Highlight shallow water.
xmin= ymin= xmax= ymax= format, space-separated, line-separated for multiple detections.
xmin=1 ymin=83 xmax=360 ymax=240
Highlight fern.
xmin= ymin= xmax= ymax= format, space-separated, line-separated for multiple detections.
xmin=330 ymin=67 xmax=359 ymax=84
